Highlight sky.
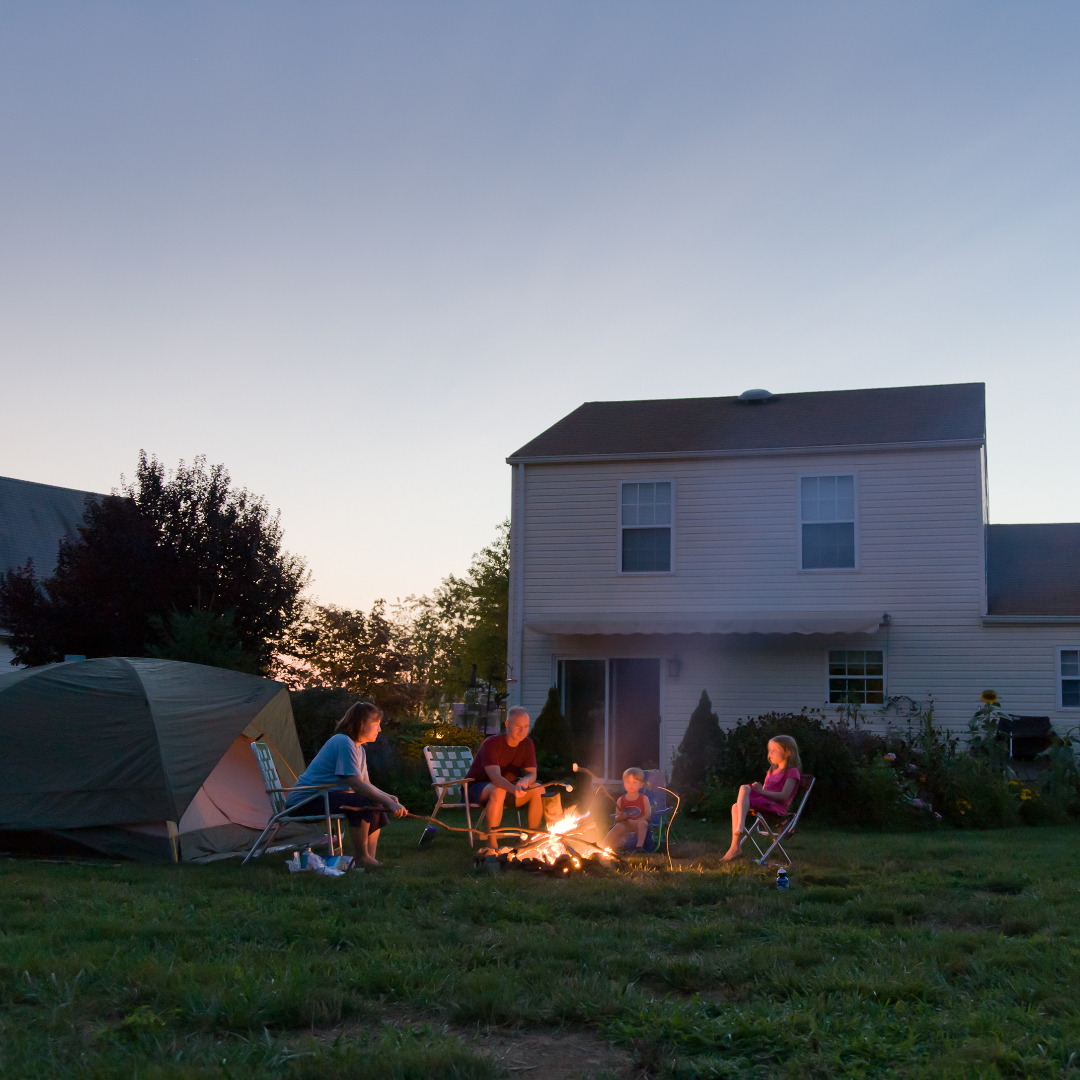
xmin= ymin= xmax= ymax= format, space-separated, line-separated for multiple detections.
xmin=1 ymin=2 xmax=1078 ymax=610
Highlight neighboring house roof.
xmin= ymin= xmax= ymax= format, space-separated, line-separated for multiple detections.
xmin=0 ymin=475 xmax=102 ymax=580
xmin=508 ymin=382 xmax=986 ymax=462
xmin=986 ymin=524 xmax=1080 ymax=617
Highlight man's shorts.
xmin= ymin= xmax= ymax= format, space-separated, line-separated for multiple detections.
xmin=468 ymin=781 xmax=531 ymax=807
xmin=467 ymin=781 xmax=493 ymax=807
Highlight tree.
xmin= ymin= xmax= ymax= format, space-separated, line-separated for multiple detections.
xmin=287 ymin=600 xmax=425 ymax=716
xmin=671 ymin=690 xmax=724 ymax=792
xmin=278 ymin=522 xmax=512 ymax=718
xmin=405 ymin=521 xmax=510 ymax=709
xmin=0 ymin=453 xmax=308 ymax=673
xmin=146 ymin=609 xmax=254 ymax=672
xmin=529 ymin=685 xmax=574 ymax=779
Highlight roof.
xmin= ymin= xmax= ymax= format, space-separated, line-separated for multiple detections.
xmin=986 ymin=524 xmax=1080 ymax=616
xmin=0 ymin=475 xmax=102 ymax=580
xmin=508 ymin=382 xmax=986 ymax=462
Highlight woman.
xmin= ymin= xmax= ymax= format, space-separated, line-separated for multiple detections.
xmin=720 ymin=735 xmax=801 ymax=862
xmin=286 ymin=702 xmax=406 ymax=867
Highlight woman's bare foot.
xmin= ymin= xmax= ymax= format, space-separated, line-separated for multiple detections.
xmin=361 ymin=856 xmax=380 ymax=868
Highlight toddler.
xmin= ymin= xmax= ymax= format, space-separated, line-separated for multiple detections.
xmin=603 ymin=767 xmax=652 ymax=853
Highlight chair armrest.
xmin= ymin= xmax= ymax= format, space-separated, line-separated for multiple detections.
xmin=431 ymin=778 xmax=471 ymax=789
xmin=268 ymin=783 xmax=342 ymax=795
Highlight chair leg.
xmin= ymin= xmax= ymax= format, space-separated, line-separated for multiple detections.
xmin=463 ymin=782 xmax=475 ymax=849
xmin=243 ymin=819 xmax=282 ymax=865
xmin=425 ymin=788 xmax=448 ymax=843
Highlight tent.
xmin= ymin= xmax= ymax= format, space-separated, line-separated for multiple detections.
xmin=0 ymin=657 xmax=320 ymax=861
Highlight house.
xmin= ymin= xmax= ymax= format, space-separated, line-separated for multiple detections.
xmin=0 ymin=475 xmax=102 ymax=667
xmin=504 ymin=383 xmax=1080 ymax=782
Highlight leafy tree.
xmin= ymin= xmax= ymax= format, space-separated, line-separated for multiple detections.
xmin=287 ymin=600 xmax=424 ymax=716
xmin=404 ymin=521 xmax=510 ymax=709
xmin=0 ymin=453 xmax=308 ymax=672
xmin=146 ymin=609 xmax=254 ymax=672
xmin=529 ymin=685 xmax=573 ymax=779
xmin=670 ymin=689 xmax=723 ymax=792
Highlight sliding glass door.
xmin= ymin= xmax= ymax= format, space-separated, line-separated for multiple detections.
xmin=557 ymin=657 xmax=661 ymax=781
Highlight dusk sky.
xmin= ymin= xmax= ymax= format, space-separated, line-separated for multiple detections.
xmin=2 ymin=3 xmax=1078 ymax=610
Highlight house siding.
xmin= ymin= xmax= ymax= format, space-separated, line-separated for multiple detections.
xmin=507 ymin=442 xmax=1080 ymax=776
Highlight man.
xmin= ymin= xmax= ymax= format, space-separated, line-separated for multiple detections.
xmin=465 ymin=706 xmax=544 ymax=853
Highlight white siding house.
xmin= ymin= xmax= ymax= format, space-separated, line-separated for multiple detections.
xmin=505 ymin=384 xmax=1080 ymax=782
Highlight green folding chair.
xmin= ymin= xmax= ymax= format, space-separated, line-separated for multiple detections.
xmin=242 ymin=741 xmax=347 ymax=864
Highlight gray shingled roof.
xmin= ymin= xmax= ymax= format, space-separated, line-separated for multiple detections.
xmin=986 ymin=524 xmax=1080 ymax=616
xmin=508 ymin=382 xmax=985 ymax=461
xmin=0 ymin=475 xmax=102 ymax=580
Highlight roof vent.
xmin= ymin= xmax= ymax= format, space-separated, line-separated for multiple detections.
xmin=738 ymin=388 xmax=773 ymax=401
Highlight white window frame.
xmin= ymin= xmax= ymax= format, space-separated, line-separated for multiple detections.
xmin=617 ymin=478 xmax=675 ymax=575
xmin=1058 ymin=646 xmax=1080 ymax=710
xmin=824 ymin=647 xmax=886 ymax=706
xmin=797 ymin=472 xmax=859 ymax=572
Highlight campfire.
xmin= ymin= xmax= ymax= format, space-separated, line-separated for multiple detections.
xmin=476 ymin=799 xmax=618 ymax=876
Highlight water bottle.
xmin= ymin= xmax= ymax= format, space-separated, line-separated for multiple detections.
xmin=776 ymin=867 xmax=789 ymax=890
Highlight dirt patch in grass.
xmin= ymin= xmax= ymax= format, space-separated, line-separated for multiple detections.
xmin=306 ymin=1010 xmax=636 ymax=1080
xmin=461 ymin=1024 xmax=635 ymax=1079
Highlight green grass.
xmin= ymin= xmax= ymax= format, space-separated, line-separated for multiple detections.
xmin=2 ymin=818 xmax=1079 ymax=1078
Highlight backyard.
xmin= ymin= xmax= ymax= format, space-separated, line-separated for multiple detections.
xmin=1 ymin=818 xmax=1078 ymax=1080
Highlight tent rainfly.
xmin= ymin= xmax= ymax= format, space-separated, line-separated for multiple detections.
xmin=0 ymin=657 xmax=320 ymax=862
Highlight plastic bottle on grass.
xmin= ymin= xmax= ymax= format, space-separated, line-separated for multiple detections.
xmin=776 ymin=867 xmax=789 ymax=890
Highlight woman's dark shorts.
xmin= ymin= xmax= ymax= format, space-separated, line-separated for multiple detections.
xmin=290 ymin=791 xmax=388 ymax=831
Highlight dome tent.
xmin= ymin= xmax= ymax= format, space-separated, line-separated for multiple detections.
xmin=0 ymin=657 xmax=319 ymax=861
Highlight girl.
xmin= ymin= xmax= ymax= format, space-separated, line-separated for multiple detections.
xmin=720 ymin=735 xmax=801 ymax=862
xmin=286 ymin=701 xmax=407 ymax=867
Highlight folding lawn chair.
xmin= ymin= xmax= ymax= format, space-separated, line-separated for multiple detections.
xmin=644 ymin=769 xmax=675 ymax=855
xmin=421 ymin=744 xmax=524 ymax=849
xmin=242 ymin=741 xmax=347 ymax=865
xmin=744 ymin=774 xmax=815 ymax=866
xmin=421 ymin=745 xmax=482 ymax=848
xmin=609 ymin=770 xmax=674 ymax=854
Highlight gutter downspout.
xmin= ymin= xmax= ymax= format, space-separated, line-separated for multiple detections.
xmin=509 ymin=462 xmax=525 ymax=706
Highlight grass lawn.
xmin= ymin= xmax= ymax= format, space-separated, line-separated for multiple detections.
xmin=1 ymin=817 xmax=1079 ymax=1079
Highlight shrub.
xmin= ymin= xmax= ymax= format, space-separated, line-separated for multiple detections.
xmin=529 ymin=686 xmax=574 ymax=781
xmin=671 ymin=691 xmax=723 ymax=792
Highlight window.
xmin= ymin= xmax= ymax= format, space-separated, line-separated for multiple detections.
xmin=1062 ymin=649 xmax=1080 ymax=709
xmin=621 ymin=481 xmax=672 ymax=572
xmin=829 ymin=650 xmax=884 ymax=704
xmin=801 ymin=474 xmax=856 ymax=569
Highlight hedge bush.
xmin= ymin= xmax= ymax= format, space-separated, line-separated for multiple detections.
xmin=673 ymin=692 xmax=1080 ymax=832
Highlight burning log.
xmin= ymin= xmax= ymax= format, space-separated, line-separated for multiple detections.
xmin=475 ymin=804 xmax=621 ymax=876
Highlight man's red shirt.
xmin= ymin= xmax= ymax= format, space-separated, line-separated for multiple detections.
xmin=465 ymin=734 xmax=537 ymax=785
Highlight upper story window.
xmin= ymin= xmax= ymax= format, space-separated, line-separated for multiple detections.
xmin=801 ymin=474 xmax=856 ymax=569
xmin=1062 ymin=649 xmax=1080 ymax=709
xmin=621 ymin=481 xmax=672 ymax=573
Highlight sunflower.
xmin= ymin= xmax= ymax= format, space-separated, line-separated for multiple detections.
xmin=980 ymin=690 xmax=999 ymax=705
